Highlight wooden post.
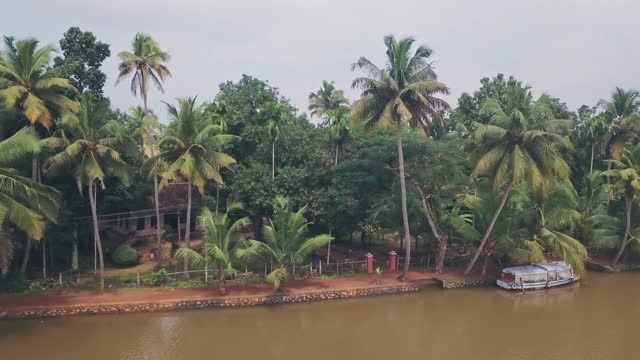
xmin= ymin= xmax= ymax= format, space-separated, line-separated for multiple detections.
xmin=137 ymin=272 xmax=140 ymax=287
xmin=177 ymin=213 xmax=181 ymax=246
xmin=319 ymin=260 xmax=322 ymax=276
xmin=59 ymin=273 xmax=63 ymax=287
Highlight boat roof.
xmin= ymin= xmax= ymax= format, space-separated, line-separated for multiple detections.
xmin=502 ymin=262 xmax=571 ymax=275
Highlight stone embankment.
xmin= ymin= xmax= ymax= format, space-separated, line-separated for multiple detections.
xmin=10 ymin=284 xmax=421 ymax=319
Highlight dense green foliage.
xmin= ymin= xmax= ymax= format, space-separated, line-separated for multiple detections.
xmin=111 ymin=244 xmax=138 ymax=267
xmin=1 ymin=29 xmax=640 ymax=292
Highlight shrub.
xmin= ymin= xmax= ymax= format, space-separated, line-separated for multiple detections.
xmin=112 ymin=244 xmax=139 ymax=267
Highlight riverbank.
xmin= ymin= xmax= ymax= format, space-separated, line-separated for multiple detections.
xmin=0 ymin=271 xmax=438 ymax=319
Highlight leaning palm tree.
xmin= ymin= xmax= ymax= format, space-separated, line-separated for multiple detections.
xmin=156 ymin=97 xmax=237 ymax=276
xmin=45 ymin=93 xmax=132 ymax=291
xmin=328 ymin=107 xmax=350 ymax=165
xmin=308 ymin=80 xmax=349 ymax=125
xmin=242 ymin=197 xmax=333 ymax=289
xmin=115 ymin=33 xmax=171 ymax=113
xmin=602 ymin=145 xmax=640 ymax=265
xmin=0 ymin=127 xmax=60 ymax=274
xmin=0 ymin=36 xmax=78 ymax=272
xmin=464 ymin=86 xmax=573 ymax=275
xmin=175 ymin=205 xmax=257 ymax=294
xmin=351 ymin=35 xmax=450 ymax=279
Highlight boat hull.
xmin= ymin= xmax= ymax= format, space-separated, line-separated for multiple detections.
xmin=497 ymin=276 xmax=580 ymax=290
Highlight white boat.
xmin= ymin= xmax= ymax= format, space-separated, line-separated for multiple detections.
xmin=496 ymin=262 xmax=579 ymax=290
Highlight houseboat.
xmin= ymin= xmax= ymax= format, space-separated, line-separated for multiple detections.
xmin=497 ymin=262 xmax=579 ymax=290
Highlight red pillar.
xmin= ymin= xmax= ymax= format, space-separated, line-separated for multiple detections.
xmin=389 ymin=251 xmax=397 ymax=272
xmin=366 ymin=253 xmax=374 ymax=274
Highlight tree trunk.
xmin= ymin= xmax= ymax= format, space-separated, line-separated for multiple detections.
xmin=216 ymin=186 xmax=220 ymax=214
xmin=464 ymin=185 xmax=513 ymax=276
xmin=42 ymin=239 xmax=47 ymax=280
xmin=396 ymin=123 xmax=412 ymax=281
xmin=481 ymin=254 xmax=489 ymax=276
xmin=416 ymin=185 xmax=447 ymax=274
xmin=184 ymin=180 xmax=192 ymax=279
xmin=335 ymin=143 xmax=339 ymax=165
xmin=590 ymin=142 xmax=595 ymax=175
xmin=613 ymin=197 xmax=633 ymax=266
xmin=327 ymin=229 xmax=331 ymax=264
xmin=153 ymin=176 xmax=162 ymax=263
xmin=219 ymin=263 xmax=226 ymax=295
xmin=88 ymin=182 xmax=105 ymax=291
xmin=72 ymin=230 xmax=79 ymax=272
xmin=21 ymin=148 xmax=39 ymax=274
xmin=436 ymin=236 xmax=448 ymax=274
xmin=20 ymin=238 xmax=32 ymax=274
xmin=272 ymin=141 xmax=276 ymax=180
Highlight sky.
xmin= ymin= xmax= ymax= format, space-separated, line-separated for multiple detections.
xmin=3 ymin=0 xmax=639 ymax=122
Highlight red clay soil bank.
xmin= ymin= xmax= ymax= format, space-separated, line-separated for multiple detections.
xmin=0 ymin=272 xmax=437 ymax=319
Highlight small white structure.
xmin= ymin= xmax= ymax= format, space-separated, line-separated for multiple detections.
xmin=497 ymin=262 xmax=579 ymax=290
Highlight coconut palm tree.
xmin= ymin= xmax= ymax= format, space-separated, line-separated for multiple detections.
xmin=0 ymin=36 xmax=78 ymax=272
xmin=175 ymin=205 xmax=257 ymax=294
xmin=350 ymin=35 xmax=450 ymax=279
xmin=45 ymin=93 xmax=132 ymax=290
xmin=156 ymin=97 xmax=237 ymax=276
xmin=115 ymin=33 xmax=171 ymax=114
xmin=0 ymin=127 xmax=60 ymax=274
xmin=600 ymin=88 xmax=640 ymax=161
xmin=328 ymin=107 xmax=350 ymax=165
xmin=585 ymin=114 xmax=610 ymax=174
xmin=527 ymin=180 xmax=588 ymax=273
xmin=602 ymin=145 xmax=640 ymax=265
xmin=308 ymin=80 xmax=349 ymax=125
xmin=140 ymin=114 xmax=165 ymax=262
xmin=0 ymin=36 xmax=79 ymax=130
xmin=242 ymin=197 xmax=333 ymax=289
xmin=262 ymin=101 xmax=286 ymax=180
xmin=464 ymin=86 xmax=573 ymax=275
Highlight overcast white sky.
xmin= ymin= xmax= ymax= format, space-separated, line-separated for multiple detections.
xmin=3 ymin=0 xmax=638 ymax=121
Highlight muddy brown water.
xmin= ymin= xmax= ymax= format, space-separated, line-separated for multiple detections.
xmin=0 ymin=272 xmax=636 ymax=360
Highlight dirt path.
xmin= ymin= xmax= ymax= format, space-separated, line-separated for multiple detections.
xmin=0 ymin=271 xmax=437 ymax=312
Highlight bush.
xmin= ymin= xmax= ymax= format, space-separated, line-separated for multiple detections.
xmin=111 ymin=244 xmax=139 ymax=267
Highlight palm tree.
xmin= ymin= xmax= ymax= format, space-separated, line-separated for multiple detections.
xmin=528 ymin=180 xmax=588 ymax=273
xmin=308 ymin=80 xmax=349 ymax=125
xmin=350 ymin=35 xmax=450 ymax=279
xmin=585 ymin=114 xmax=609 ymax=174
xmin=115 ymin=33 xmax=171 ymax=114
xmin=243 ymin=197 xmax=333 ymax=289
xmin=464 ymin=86 xmax=573 ymax=275
xmin=0 ymin=127 xmax=59 ymax=274
xmin=175 ymin=205 xmax=257 ymax=294
xmin=140 ymin=115 xmax=165 ymax=262
xmin=262 ymin=101 xmax=286 ymax=180
xmin=45 ymin=93 xmax=132 ymax=290
xmin=602 ymin=145 xmax=640 ymax=265
xmin=0 ymin=36 xmax=78 ymax=272
xmin=0 ymin=36 xmax=79 ymax=130
xmin=156 ymin=97 xmax=237 ymax=276
xmin=600 ymin=88 xmax=640 ymax=161
xmin=328 ymin=107 xmax=350 ymax=165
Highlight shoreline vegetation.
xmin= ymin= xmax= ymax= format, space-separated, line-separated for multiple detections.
xmin=2 ymin=28 xmax=640 ymax=318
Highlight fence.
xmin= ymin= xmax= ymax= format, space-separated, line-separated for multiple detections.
xmin=396 ymin=255 xmax=436 ymax=271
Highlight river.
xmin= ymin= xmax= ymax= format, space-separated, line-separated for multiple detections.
xmin=0 ymin=272 xmax=637 ymax=360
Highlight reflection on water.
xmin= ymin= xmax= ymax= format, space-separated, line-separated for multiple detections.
xmin=0 ymin=272 xmax=636 ymax=360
